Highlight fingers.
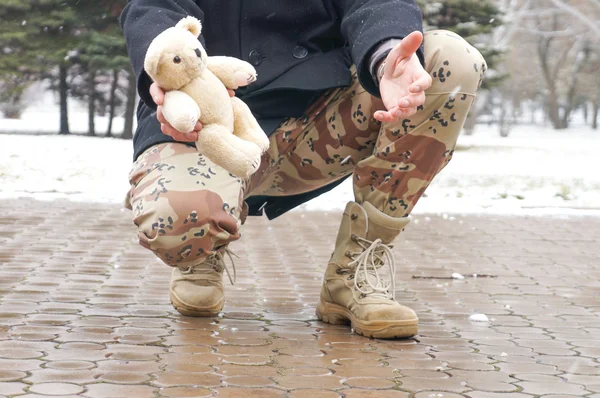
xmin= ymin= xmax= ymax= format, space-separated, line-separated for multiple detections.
xmin=160 ymin=123 xmax=199 ymax=142
xmin=375 ymin=91 xmax=423 ymax=122
xmin=399 ymin=31 xmax=424 ymax=60
xmin=156 ymin=106 xmax=167 ymax=124
xmin=384 ymin=31 xmax=424 ymax=79
xmin=409 ymin=73 xmax=433 ymax=93
xmin=149 ymin=83 xmax=165 ymax=106
xmin=374 ymin=106 xmax=418 ymax=123
xmin=397 ymin=92 xmax=426 ymax=109
xmin=374 ymin=109 xmax=399 ymax=123
xmin=228 ymin=89 xmax=235 ymax=97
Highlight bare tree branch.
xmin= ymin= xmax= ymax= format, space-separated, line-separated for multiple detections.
xmin=548 ymin=0 xmax=600 ymax=37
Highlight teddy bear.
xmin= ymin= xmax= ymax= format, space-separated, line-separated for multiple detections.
xmin=144 ymin=16 xmax=270 ymax=178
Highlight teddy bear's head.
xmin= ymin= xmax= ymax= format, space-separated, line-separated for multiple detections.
xmin=144 ymin=16 xmax=208 ymax=91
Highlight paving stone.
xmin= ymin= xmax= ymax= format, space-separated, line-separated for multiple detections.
xmin=210 ymin=387 xmax=282 ymax=397
xmin=152 ymin=371 xmax=221 ymax=387
xmin=0 ymin=370 xmax=27 ymax=382
xmin=414 ymin=393 xmax=464 ymax=398
xmin=83 ymin=383 xmax=157 ymax=398
xmin=0 ymin=382 xmax=27 ymax=396
xmin=159 ymin=387 xmax=213 ymax=397
xmin=516 ymin=381 xmax=587 ymax=396
xmin=1 ymin=199 xmax=600 ymax=397
xmin=343 ymin=391 xmax=408 ymax=397
xmin=465 ymin=393 xmax=530 ymax=398
xmin=29 ymin=382 xmax=84 ymax=395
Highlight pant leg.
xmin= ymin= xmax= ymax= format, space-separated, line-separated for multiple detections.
xmin=247 ymin=70 xmax=381 ymax=197
xmin=354 ymin=30 xmax=487 ymax=217
xmin=126 ymin=143 xmax=247 ymax=268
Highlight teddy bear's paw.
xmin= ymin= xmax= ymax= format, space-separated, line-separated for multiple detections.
xmin=244 ymin=153 xmax=262 ymax=177
xmin=171 ymin=114 xmax=198 ymax=134
xmin=234 ymin=71 xmax=258 ymax=88
xmin=255 ymin=133 xmax=270 ymax=154
xmin=228 ymin=157 xmax=259 ymax=179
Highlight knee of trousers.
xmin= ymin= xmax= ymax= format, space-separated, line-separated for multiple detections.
xmin=426 ymin=30 xmax=487 ymax=94
xmin=134 ymin=190 xmax=241 ymax=268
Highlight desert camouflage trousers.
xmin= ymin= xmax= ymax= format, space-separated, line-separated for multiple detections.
xmin=126 ymin=30 xmax=486 ymax=268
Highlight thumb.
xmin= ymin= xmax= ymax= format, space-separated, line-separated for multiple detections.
xmin=150 ymin=83 xmax=165 ymax=106
xmin=384 ymin=31 xmax=424 ymax=78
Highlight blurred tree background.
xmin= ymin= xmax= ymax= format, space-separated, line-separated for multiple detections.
xmin=0 ymin=0 xmax=598 ymax=137
xmin=0 ymin=0 xmax=134 ymax=138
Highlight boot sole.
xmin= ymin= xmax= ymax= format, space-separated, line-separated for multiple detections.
xmin=316 ymin=300 xmax=418 ymax=339
xmin=170 ymin=291 xmax=224 ymax=317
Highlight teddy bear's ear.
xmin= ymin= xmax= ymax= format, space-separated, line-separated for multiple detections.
xmin=176 ymin=16 xmax=202 ymax=37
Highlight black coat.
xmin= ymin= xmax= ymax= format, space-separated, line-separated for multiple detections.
xmin=120 ymin=0 xmax=424 ymax=219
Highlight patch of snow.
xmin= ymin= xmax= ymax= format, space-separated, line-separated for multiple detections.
xmin=299 ymin=124 xmax=600 ymax=216
xmin=1 ymin=109 xmax=599 ymax=218
xmin=0 ymin=88 xmax=136 ymax=135
xmin=452 ymin=273 xmax=465 ymax=280
xmin=469 ymin=313 xmax=490 ymax=323
xmin=0 ymin=134 xmax=132 ymax=204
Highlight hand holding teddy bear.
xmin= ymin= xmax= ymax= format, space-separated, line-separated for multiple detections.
xmin=144 ymin=16 xmax=269 ymax=178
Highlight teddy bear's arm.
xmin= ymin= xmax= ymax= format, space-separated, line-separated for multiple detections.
xmin=206 ymin=56 xmax=258 ymax=90
xmin=162 ymin=90 xmax=201 ymax=134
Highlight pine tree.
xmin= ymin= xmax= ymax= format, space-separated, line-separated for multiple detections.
xmin=69 ymin=1 xmax=129 ymax=136
xmin=0 ymin=0 xmax=131 ymax=136
xmin=0 ymin=0 xmax=80 ymax=132
xmin=417 ymin=0 xmax=504 ymax=90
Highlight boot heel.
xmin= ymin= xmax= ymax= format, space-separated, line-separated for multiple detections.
xmin=316 ymin=300 xmax=350 ymax=325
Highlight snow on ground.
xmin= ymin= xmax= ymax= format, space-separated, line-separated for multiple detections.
xmin=0 ymin=134 xmax=133 ymax=203
xmin=1 ymin=110 xmax=599 ymax=216
xmin=303 ymin=123 xmax=600 ymax=216
xmin=1 ymin=85 xmax=135 ymax=136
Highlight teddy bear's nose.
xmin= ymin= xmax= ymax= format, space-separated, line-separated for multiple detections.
xmin=194 ymin=48 xmax=202 ymax=58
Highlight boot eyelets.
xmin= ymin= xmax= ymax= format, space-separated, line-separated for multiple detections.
xmin=351 ymin=213 xmax=358 ymax=220
xmin=345 ymin=251 xmax=352 ymax=258
xmin=359 ymin=293 xmax=366 ymax=299
xmin=351 ymin=234 xmax=358 ymax=242
xmin=347 ymin=274 xmax=354 ymax=280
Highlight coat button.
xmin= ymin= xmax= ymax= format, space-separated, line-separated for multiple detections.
xmin=292 ymin=45 xmax=308 ymax=59
xmin=248 ymin=49 xmax=262 ymax=66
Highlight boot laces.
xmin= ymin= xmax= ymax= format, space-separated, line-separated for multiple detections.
xmin=181 ymin=248 xmax=237 ymax=285
xmin=347 ymin=237 xmax=396 ymax=300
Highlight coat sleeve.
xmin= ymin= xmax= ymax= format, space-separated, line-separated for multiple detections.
xmin=336 ymin=0 xmax=424 ymax=97
xmin=119 ymin=0 xmax=204 ymax=110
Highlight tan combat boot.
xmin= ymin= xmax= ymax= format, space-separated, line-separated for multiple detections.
xmin=317 ymin=201 xmax=418 ymax=339
xmin=169 ymin=248 xmax=236 ymax=317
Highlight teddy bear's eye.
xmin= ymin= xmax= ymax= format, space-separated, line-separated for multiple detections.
xmin=173 ymin=56 xmax=182 ymax=64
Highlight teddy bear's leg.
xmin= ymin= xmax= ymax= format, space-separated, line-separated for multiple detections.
xmin=231 ymin=97 xmax=270 ymax=153
xmin=206 ymin=56 xmax=258 ymax=90
xmin=163 ymin=90 xmax=201 ymax=133
xmin=196 ymin=124 xmax=263 ymax=178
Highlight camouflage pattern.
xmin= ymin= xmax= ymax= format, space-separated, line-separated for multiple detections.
xmin=127 ymin=30 xmax=486 ymax=267
xmin=127 ymin=144 xmax=247 ymax=268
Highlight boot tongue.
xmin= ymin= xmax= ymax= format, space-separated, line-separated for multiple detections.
xmin=362 ymin=202 xmax=410 ymax=245
xmin=366 ymin=223 xmax=401 ymax=245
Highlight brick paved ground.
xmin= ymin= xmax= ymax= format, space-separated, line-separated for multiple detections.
xmin=0 ymin=198 xmax=599 ymax=398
